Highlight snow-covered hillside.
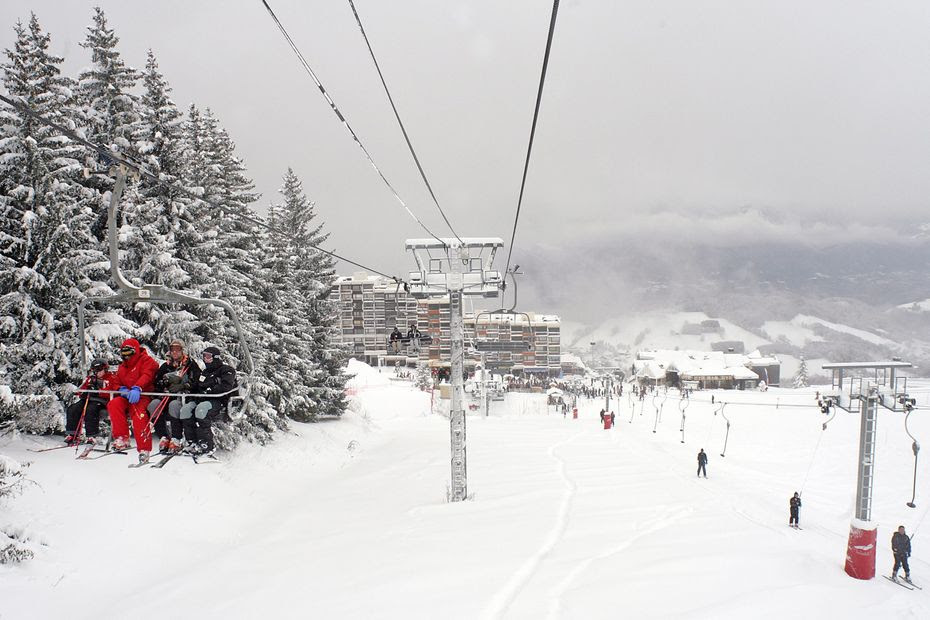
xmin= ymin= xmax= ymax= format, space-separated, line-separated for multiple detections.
xmin=899 ymin=299 xmax=930 ymax=313
xmin=2 ymin=364 xmax=930 ymax=619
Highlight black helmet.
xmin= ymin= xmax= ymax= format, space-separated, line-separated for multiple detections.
xmin=90 ymin=358 xmax=109 ymax=372
xmin=202 ymin=346 xmax=222 ymax=363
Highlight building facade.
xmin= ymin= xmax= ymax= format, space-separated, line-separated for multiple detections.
xmin=333 ymin=273 xmax=561 ymax=375
xmin=333 ymin=273 xmax=420 ymax=365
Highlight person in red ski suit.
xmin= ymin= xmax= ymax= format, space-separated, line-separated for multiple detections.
xmin=107 ymin=338 xmax=159 ymax=459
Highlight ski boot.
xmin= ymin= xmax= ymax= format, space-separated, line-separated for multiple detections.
xmin=158 ymin=437 xmax=171 ymax=454
xmin=137 ymin=451 xmax=151 ymax=466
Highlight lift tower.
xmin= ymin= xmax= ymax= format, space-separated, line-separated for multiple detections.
xmin=406 ymin=238 xmax=503 ymax=501
xmin=823 ymin=360 xmax=914 ymax=580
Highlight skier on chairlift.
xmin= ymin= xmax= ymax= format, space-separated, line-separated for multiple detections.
xmin=64 ymin=358 xmax=116 ymax=445
xmin=178 ymin=346 xmax=237 ymax=456
xmin=390 ymin=326 xmax=403 ymax=353
xmin=107 ymin=338 xmax=160 ymax=463
xmin=148 ymin=338 xmax=200 ymax=454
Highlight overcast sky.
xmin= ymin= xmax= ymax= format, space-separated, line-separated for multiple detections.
xmin=4 ymin=1 xmax=930 ymax=307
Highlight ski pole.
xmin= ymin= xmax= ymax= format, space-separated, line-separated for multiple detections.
xmin=72 ymin=395 xmax=91 ymax=453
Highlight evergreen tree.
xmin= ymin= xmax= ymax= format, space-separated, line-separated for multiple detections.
xmin=180 ymin=105 xmax=287 ymax=444
xmin=121 ymin=50 xmax=206 ymax=351
xmin=0 ymin=14 xmax=95 ymax=396
xmin=793 ymin=356 xmax=809 ymax=389
xmin=269 ymin=169 xmax=346 ymax=421
xmin=76 ymin=6 xmax=140 ymax=237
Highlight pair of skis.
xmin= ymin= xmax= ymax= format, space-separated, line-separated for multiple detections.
xmin=884 ymin=575 xmax=921 ymax=590
xmin=141 ymin=451 xmax=220 ymax=469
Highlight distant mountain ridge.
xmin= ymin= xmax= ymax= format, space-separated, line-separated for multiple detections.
xmin=518 ymin=233 xmax=930 ymax=376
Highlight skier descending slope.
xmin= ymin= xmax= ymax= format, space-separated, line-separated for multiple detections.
xmin=107 ymin=338 xmax=159 ymax=465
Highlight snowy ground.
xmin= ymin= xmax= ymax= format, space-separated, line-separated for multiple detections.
xmin=3 ymin=365 xmax=930 ymax=619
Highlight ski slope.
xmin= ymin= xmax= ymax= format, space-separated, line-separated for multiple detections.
xmin=3 ymin=364 xmax=930 ymax=619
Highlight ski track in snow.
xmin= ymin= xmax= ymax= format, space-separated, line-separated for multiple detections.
xmin=483 ymin=431 xmax=584 ymax=620
xmin=545 ymin=506 xmax=695 ymax=619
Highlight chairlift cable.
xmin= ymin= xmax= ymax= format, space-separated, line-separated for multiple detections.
xmin=345 ymin=0 xmax=464 ymax=246
xmin=259 ymin=0 xmax=447 ymax=248
xmin=503 ymin=0 xmax=561 ymax=278
xmin=0 ymin=92 xmax=404 ymax=285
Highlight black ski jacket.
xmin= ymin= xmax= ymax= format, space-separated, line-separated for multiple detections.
xmin=790 ymin=496 xmax=801 ymax=511
xmin=892 ymin=532 xmax=912 ymax=557
xmin=193 ymin=362 xmax=238 ymax=403
xmin=697 ymin=452 xmax=708 ymax=465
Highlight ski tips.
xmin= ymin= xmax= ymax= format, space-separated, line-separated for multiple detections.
xmin=907 ymin=502 xmax=917 ymax=508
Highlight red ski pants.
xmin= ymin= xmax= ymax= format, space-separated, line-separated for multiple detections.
xmin=107 ymin=396 xmax=153 ymax=452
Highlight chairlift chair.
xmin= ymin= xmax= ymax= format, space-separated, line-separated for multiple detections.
xmin=76 ymin=167 xmax=255 ymax=420
xmin=471 ymin=269 xmax=535 ymax=355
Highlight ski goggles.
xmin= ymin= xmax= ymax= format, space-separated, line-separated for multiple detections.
xmin=202 ymin=352 xmax=215 ymax=361
xmin=169 ymin=344 xmax=184 ymax=351
xmin=119 ymin=347 xmax=136 ymax=358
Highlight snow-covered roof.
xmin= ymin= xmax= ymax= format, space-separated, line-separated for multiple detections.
xmin=635 ymin=348 xmax=775 ymax=381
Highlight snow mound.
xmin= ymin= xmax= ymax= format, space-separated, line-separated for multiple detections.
xmin=345 ymin=358 xmax=391 ymax=388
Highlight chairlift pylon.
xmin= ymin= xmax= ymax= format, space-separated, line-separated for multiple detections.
xmin=76 ymin=167 xmax=255 ymax=420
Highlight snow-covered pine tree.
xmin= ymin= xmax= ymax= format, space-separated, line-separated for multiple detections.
xmin=0 ymin=14 xmax=96 ymax=418
xmin=272 ymin=169 xmax=346 ymax=421
xmin=793 ymin=356 xmax=809 ymax=389
xmin=76 ymin=7 xmax=140 ymax=239
xmin=119 ymin=50 xmax=205 ymax=353
xmin=258 ymin=175 xmax=319 ymax=422
xmin=180 ymin=106 xmax=286 ymax=446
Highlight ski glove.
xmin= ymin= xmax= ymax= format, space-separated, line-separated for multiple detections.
xmin=118 ymin=386 xmax=130 ymax=399
xmin=127 ymin=386 xmax=142 ymax=404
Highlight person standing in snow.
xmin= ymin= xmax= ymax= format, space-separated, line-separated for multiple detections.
xmin=148 ymin=338 xmax=200 ymax=454
xmin=789 ymin=492 xmax=802 ymax=528
xmin=892 ymin=525 xmax=913 ymax=583
xmin=697 ymin=449 xmax=708 ymax=478
xmin=178 ymin=346 xmax=237 ymax=456
xmin=107 ymin=338 xmax=160 ymax=464
xmin=65 ymin=359 xmax=117 ymax=445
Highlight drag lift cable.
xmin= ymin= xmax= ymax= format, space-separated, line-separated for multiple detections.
xmin=717 ymin=403 xmax=731 ymax=458
xmin=259 ymin=0 xmax=447 ymax=248
xmin=799 ymin=401 xmax=833 ymax=495
xmin=904 ymin=402 xmax=920 ymax=508
xmin=345 ymin=0 xmax=464 ymax=245
xmin=679 ymin=397 xmax=690 ymax=444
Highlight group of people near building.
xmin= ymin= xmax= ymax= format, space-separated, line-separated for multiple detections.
xmin=63 ymin=337 xmax=238 ymax=465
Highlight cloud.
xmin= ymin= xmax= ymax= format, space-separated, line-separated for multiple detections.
xmin=536 ymin=206 xmax=918 ymax=249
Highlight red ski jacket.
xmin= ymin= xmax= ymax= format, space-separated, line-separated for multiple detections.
xmin=114 ymin=338 xmax=159 ymax=392
xmin=77 ymin=371 xmax=118 ymax=399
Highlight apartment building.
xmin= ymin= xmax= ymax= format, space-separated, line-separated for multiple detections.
xmin=332 ymin=273 xmax=420 ymax=365
xmin=333 ymin=273 xmax=561 ymax=375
